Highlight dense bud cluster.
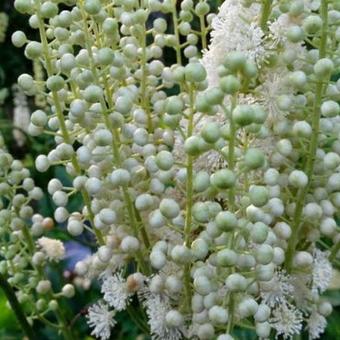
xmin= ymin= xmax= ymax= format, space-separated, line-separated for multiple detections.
xmin=5 ymin=0 xmax=340 ymax=339
xmin=0 ymin=134 xmax=75 ymax=335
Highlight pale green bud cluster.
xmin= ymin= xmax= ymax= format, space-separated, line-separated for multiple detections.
xmin=7 ymin=0 xmax=340 ymax=339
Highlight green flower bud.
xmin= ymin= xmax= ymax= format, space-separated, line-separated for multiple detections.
xmin=12 ymin=31 xmax=27 ymax=48
xmin=205 ymin=87 xmax=224 ymax=105
xmin=321 ymin=100 xmax=340 ymax=117
xmin=210 ymin=169 xmax=236 ymax=189
xmin=159 ymin=198 xmax=180 ymax=219
xmin=25 ymin=41 xmax=42 ymax=59
xmin=216 ymin=249 xmax=237 ymax=266
xmin=84 ymin=0 xmax=101 ymax=15
xmin=249 ymin=186 xmax=269 ymax=207
xmin=46 ymin=75 xmax=65 ymax=91
xmin=250 ymin=222 xmax=269 ymax=244
xmin=195 ymin=2 xmax=210 ymax=16
xmin=215 ymin=211 xmax=237 ymax=231
xmin=233 ymin=105 xmax=254 ymax=126
xmin=166 ymin=96 xmax=184 ymax=115
xmin=184 ymin=136 xmax=201 ymax=156
xmin=219 ymin=75 xmax=240 ymax=94
xmin=314 ymin=58 xmax=334 ymax=79
xmin=303 ymin=15 xmax=322 ymax=34
xmin=14 ymin=0 xmax=31 ymax=14
xmin=287 ymin=25 xmax=305 ymax=43
xmin=244 ymin=148 xmax=265 ymax=169
xmin=223 ymin=51 xmax=247 ymax=72
xmin=41 ymin=1 xmax=58 ymax=18
xmin=83 ymin=85 xmax=103 ymax=103
xmin=201 ymin=122 xmax=221 ymax=144
xmin=194 ymin=171 xmax=210 ymax=192
xmin=185 ymin=62 xmax=207 ymax=83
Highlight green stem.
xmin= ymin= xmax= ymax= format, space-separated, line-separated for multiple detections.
xmin=260 ymin=0 xmax=272 ymax=31
xmin=183 ymin=86 xmax=195 ymax=312
xmin=0 ymin=273 xmax=36 ymax=340
xmin=199 ymin=15 xmax=207 ymax=50
xmin=172 ymin=0 xmax=182 ymax=65
xmin=330 ymin=241 xmax=340 ymax=262
xmin=285 ymin=0 xmax=329 ymax=271
xmin=227 ymin=98 xmax=237 ymax=211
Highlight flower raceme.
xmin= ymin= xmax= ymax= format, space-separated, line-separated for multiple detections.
xmin=5 ymin=0 xmax=340 ymax=339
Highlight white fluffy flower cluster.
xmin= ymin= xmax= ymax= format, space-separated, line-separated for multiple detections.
xmin=11 ymin=0 xmax=340 ymax=339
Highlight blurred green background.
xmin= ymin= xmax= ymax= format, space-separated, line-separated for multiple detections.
xmin=0 ymin=0 xmax=340 ymax=339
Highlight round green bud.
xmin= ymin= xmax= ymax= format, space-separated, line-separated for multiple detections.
xmin=195 ymin=2 xmax=210 ymax=16
xmin=41 ymin=1 xmax=58 ymax=18
xmin=11 ymin=31 xmax=27 ymax=48
xmin=31 ymin=110 xmax=48 ymax=127
xmin=184 ymin=136 xmax=201 ymax=156
xmin=252 ymin=105 xmax=268 ymax=124
xmin=321 ymin=100 xmax=340 ymax=117
xmin=255 ymin=244 xmax=274 ymax=265
xmin=195 ymin=94 xmax=212 ymax=113
xmin=243 ymin=62 xmax=258 ymax=78
xmin=288 ymin=170 xmax=308 ymax=188
xmin=191 ymin=238 xmax=209 ymax=260
xmin=94 ymin=129 xmax=112 ymax=146
xmin=303 ymin=15 xmax=322 ymax=34
xmin=84 ymin=0 xmax=101 ymax=15
xmin=215 ymin=211 xmax=237 ymax=231
xmin=201 ymin=122 xmax=221 ymax=144
xmin=289 ymin=0 xmax=304 ymax=16
xmin=184 ymin=62 xmax=207 ymax=83
xmin=249 ymin=186 xmax=269 ymax=207
xmin=156 ymin=150 xmax=174 ymax=170
xmin=135 ymin=194 xmax=154 ymax=211
xmin=286 ymin=25 xmax=304 ymax=43
xmin=14 ymin=0 xmax=31 ymax=14
xmin=83 ymin=85 xmax=103 ymax=103
xmin=314 ymin=58 xmax=334 ymax=79
xmin=159 ymin=198 xmax=180 ymax=219
xmin=18 ymin=73 xmax=34 ymax=91
xmin=211 ymin=169 xmax=236 ymax=189
xmin=205 ymin=87 xmax=224 ymax=105
xmin=289 ymin=71 xmax=307 ymax=88
xmin=46 ymin=75 xmax=65 ymax=91
xmin=97 ymin=47 xmax=114 ymax=65
xmin=194 ymin=171 xmax=210 ymax=192
xmin=25 ymin=41 xmax=42 ymax=59
xmin=225 ymin=273 xmax=247 ymax=292
xmin=223 ymin=52 xmax=247 ymax=72
xmin=233 ymin=105 xmax=254 ymax=126
xmin=192 ymin=202 xmax=209 ymax=223
xmin=216 ymin=249 xmax=237 ymax=267
xmin=165 ymin=96 xmax=184 ymax=115
xmin=250 ymin=222 xmax=269 ymax=244
xmin=244 ymin=148 xmax=265 ymax=169
xmin=219 ymin=75 xmax=241 ymax=94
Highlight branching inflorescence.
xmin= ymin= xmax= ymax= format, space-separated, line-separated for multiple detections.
xmin=2 ymin=0 xmax=340 ymax=338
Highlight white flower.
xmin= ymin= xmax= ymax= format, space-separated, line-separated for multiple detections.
xmin=140 ymin=290 xmax=184 ymax=340
xmin=101 ymin=271 xmax=132 ymax=311
xmin=255 ymin=67 xmax=291 ymax=124
xmin=307 ymin=308 xmax=327 ymax=339
xmin=36 ymin=237 xmax=65 ymax=261
xmin=270 ymin=302 xmax=303 ymax=339
xmin=87 ymin=302 xmax=116 ymax=340
xmin=202 ymin=0 xmax=265 ymax=87
xmin=260 ymin=270 xmax=294 ymax=307
xmin=312 ymin=249 xmax=332 ymax=294
xmin=12 ymin=84 xmax=30 ymax=146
